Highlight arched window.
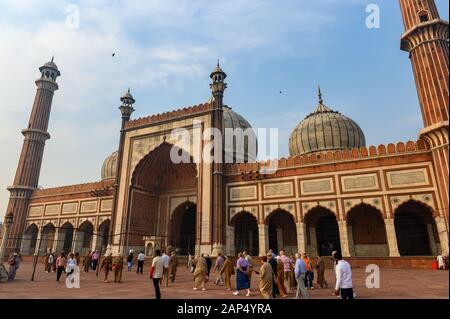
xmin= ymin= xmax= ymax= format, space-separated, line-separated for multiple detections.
xmin=418 ymin=10 xmax=430 ymax=23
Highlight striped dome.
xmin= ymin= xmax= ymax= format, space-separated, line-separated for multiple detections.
xmin=289 ymin=89 xmax=365 ymax=156
xmin=101 ymin=151 xmax=118 ymax=181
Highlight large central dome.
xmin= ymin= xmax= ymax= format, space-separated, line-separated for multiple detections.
xmin=289 ymin=88 xmax=366 ymax=156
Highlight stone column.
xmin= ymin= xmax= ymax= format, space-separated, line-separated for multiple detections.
xmin=38 ymin=232 xmax=49 ymax=255
xmin=72 ymin=230 xmax=83 ymax=254
xmin=20 ymin=234 xmax=32 ymax=255
xmin=426 ymin=223 xmax=438 ymax=255
xmin=225 ymin=225 xmax=235 ymax=256
xmin=276 ymin=228 xmax=283 ymax=252
xmin=434 ymin=216 xmax=449 ymax=255
xmin=338 ymin=220 xmax=351 ymax=257
xmin=91 ymin=233 xmax=99 ymax=252
xmin=296 ymin=222 xmax=307 ymax=254
xmin=248 ymin=229 xmax=254 ymax=254
xmin=53 ymin=229 xmax=63 ymax=253
xmin=384 ymin=218 xmax=400 ymax=257
xmin=258 ymin=224 xmax=269 ymax=256
xmin=347 ymin=225 xmax=356 ymax=256
xmin=0 ymin=223 xmax=12 ymax=262
xmin=309 ymin=227 xmax=317 ymax=256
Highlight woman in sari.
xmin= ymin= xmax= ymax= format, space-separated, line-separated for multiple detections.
xmin=193 ymin=254 xmax=207 ymax=291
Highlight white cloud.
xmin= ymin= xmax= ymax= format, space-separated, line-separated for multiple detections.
xmin=0 ymin=0 xmax=339 ymax=219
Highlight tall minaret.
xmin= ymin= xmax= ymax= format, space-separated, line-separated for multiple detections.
xmin=399 ymin=0 xmax=449 ymax=223
xmin=4 ymin=58 xmax=60 ymax=253
xmin=210 ymin=61 xmax=227 ymax=256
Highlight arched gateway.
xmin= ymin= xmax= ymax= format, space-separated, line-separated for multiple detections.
xmin=126 ymin=142 xmax=198 ymax=255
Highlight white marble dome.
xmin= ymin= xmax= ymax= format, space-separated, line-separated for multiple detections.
xmin=101 ymin=151 xmax=118 ymax=181
xmin=289 ymin=90 xmax=366 ymax=156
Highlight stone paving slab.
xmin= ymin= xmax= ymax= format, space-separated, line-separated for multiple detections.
xmin=0 ymin=262 xmax=448 ymax=299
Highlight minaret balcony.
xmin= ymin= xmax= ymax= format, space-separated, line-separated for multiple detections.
xmin=21 ymin=128 xmax=51 ymax=141
xmin=400 ymin=19 xmax=449 ymax=52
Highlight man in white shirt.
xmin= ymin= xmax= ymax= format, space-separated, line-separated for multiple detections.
xmin=137 ymin=251 xmax=145 ymax=274
xmin=151 ymin=249 xmax=164 ymax=299
xmin=161 ymin=250 xmax=170 ymax=287
xmin=334 ymin=252 xmax=354 ymax=300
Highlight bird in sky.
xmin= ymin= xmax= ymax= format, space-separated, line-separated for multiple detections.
xmin=112 ymin=53 xmax=115 ymax=57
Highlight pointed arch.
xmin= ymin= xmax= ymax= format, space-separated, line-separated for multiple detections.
xmin=347 ymin=203 xmax=388 ymax=256
xmin=265 ymin=209 xmax=297 ymax=255
xmin=304 ymin=206 xmax=340 ymax=256
xmin=230 ymin=211 xmax=258 ymax=256
xmin=22 ymin=223 xmax=39 ymax=255
xmin=42 ymin=223 xmax=56 ymax=253
xmin=394 ymin=200 xmax=440 ymax=256
xmin=170 ymin=201 xmax=196 ymax=255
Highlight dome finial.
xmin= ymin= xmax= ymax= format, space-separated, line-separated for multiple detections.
xmin=318 ymin=85 xmax=323 ymax=104
xmin=51 ymin=55 xmax=54 ymax=62
xmin=217 ymin=59 xmax=220 ymax=67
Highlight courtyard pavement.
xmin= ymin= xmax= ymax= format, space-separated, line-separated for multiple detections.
xmin=0 ymin=262 xmax=448 ymax=299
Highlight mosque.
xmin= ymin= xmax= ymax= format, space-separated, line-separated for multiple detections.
xmin=0 ymin=0 xmax=448 ymax=266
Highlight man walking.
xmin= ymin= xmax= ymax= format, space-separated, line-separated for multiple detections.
xmin=169 ymin=251 xmax=178 ymax=283
xmin=220 ymin=255 xmax=234 ymax=290
xmin=7 ymin=252 xmax=20 ymax=281
xmin=127 ymin=249 xmax=134 ymax=272
xmin=91 ymin=250 xmax=100 ymax=270
xmin=279 ymin=250 xmax=292 ymax=293
xmin=113 ymin=253 xmax=124 ymax=283
xmin=267 ymin=253 xmax=279 ymax=298
xmin=161 ymin=250 xmax=170 ymax=286
xmin=334 ymin=252 xmax=354 ymax=300
xmin=150 ymin=249 xmax=164 ymax=299
xmin=136 ymin=250 xmax=145 ymax=274
xmin=294 ymin=253 xmax=309 ymax=299
xmin=214 ymin=253 xmax=225 ymax=286
xmin=259 ymin=256 xmax=273 ymax=299
xmin=83 ymin=251 xmax=92 ymax=273
xmin=44 ymin=249 xmax=55 ymax=273
xmin=55 ymin=252 xmax=66 ymax=282
xmin=316 ymin=254 xmax=328 ymax=288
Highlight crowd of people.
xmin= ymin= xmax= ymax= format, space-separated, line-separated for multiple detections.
xmin=8 ymin=245 xmax=448 ymax=299
xmin=183 ymin=249 xmax=354 ymax=300
xmin=5 ymin=247 xmax=353 ymax=299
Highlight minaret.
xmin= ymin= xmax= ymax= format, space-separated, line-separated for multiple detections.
xmin=399 ymin=0 xmax=449 ymax=221
xmin=210 ymin=61 xmax=227 ymax=256
xmin=111 ymin=88 xmax=135 ymax=254
xmin=4 ymin=58 xmax=60 ymax=253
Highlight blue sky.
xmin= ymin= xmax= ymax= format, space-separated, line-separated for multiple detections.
xmin=0 ymin=0 xmax=448 ymax=219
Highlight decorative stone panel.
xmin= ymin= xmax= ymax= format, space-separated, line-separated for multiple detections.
xmin=300 ymin=178 xmax=333 ymax=195
xmin=341 ymin=173 xmax=379 ymax=192
xmin=28 ymin=205 xmax=43 ymax=217
xmin=229 ymin=185 xmax=258 ymax=202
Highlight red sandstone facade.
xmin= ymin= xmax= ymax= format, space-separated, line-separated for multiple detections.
xmin=1 ymin=1 xmax=448 ymax=261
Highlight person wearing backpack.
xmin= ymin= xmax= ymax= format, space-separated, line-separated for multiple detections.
xmin=7 ymin=252 xmax=20 ymax=281
xmin=127 ymin=250 xmax=134 ymax=271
